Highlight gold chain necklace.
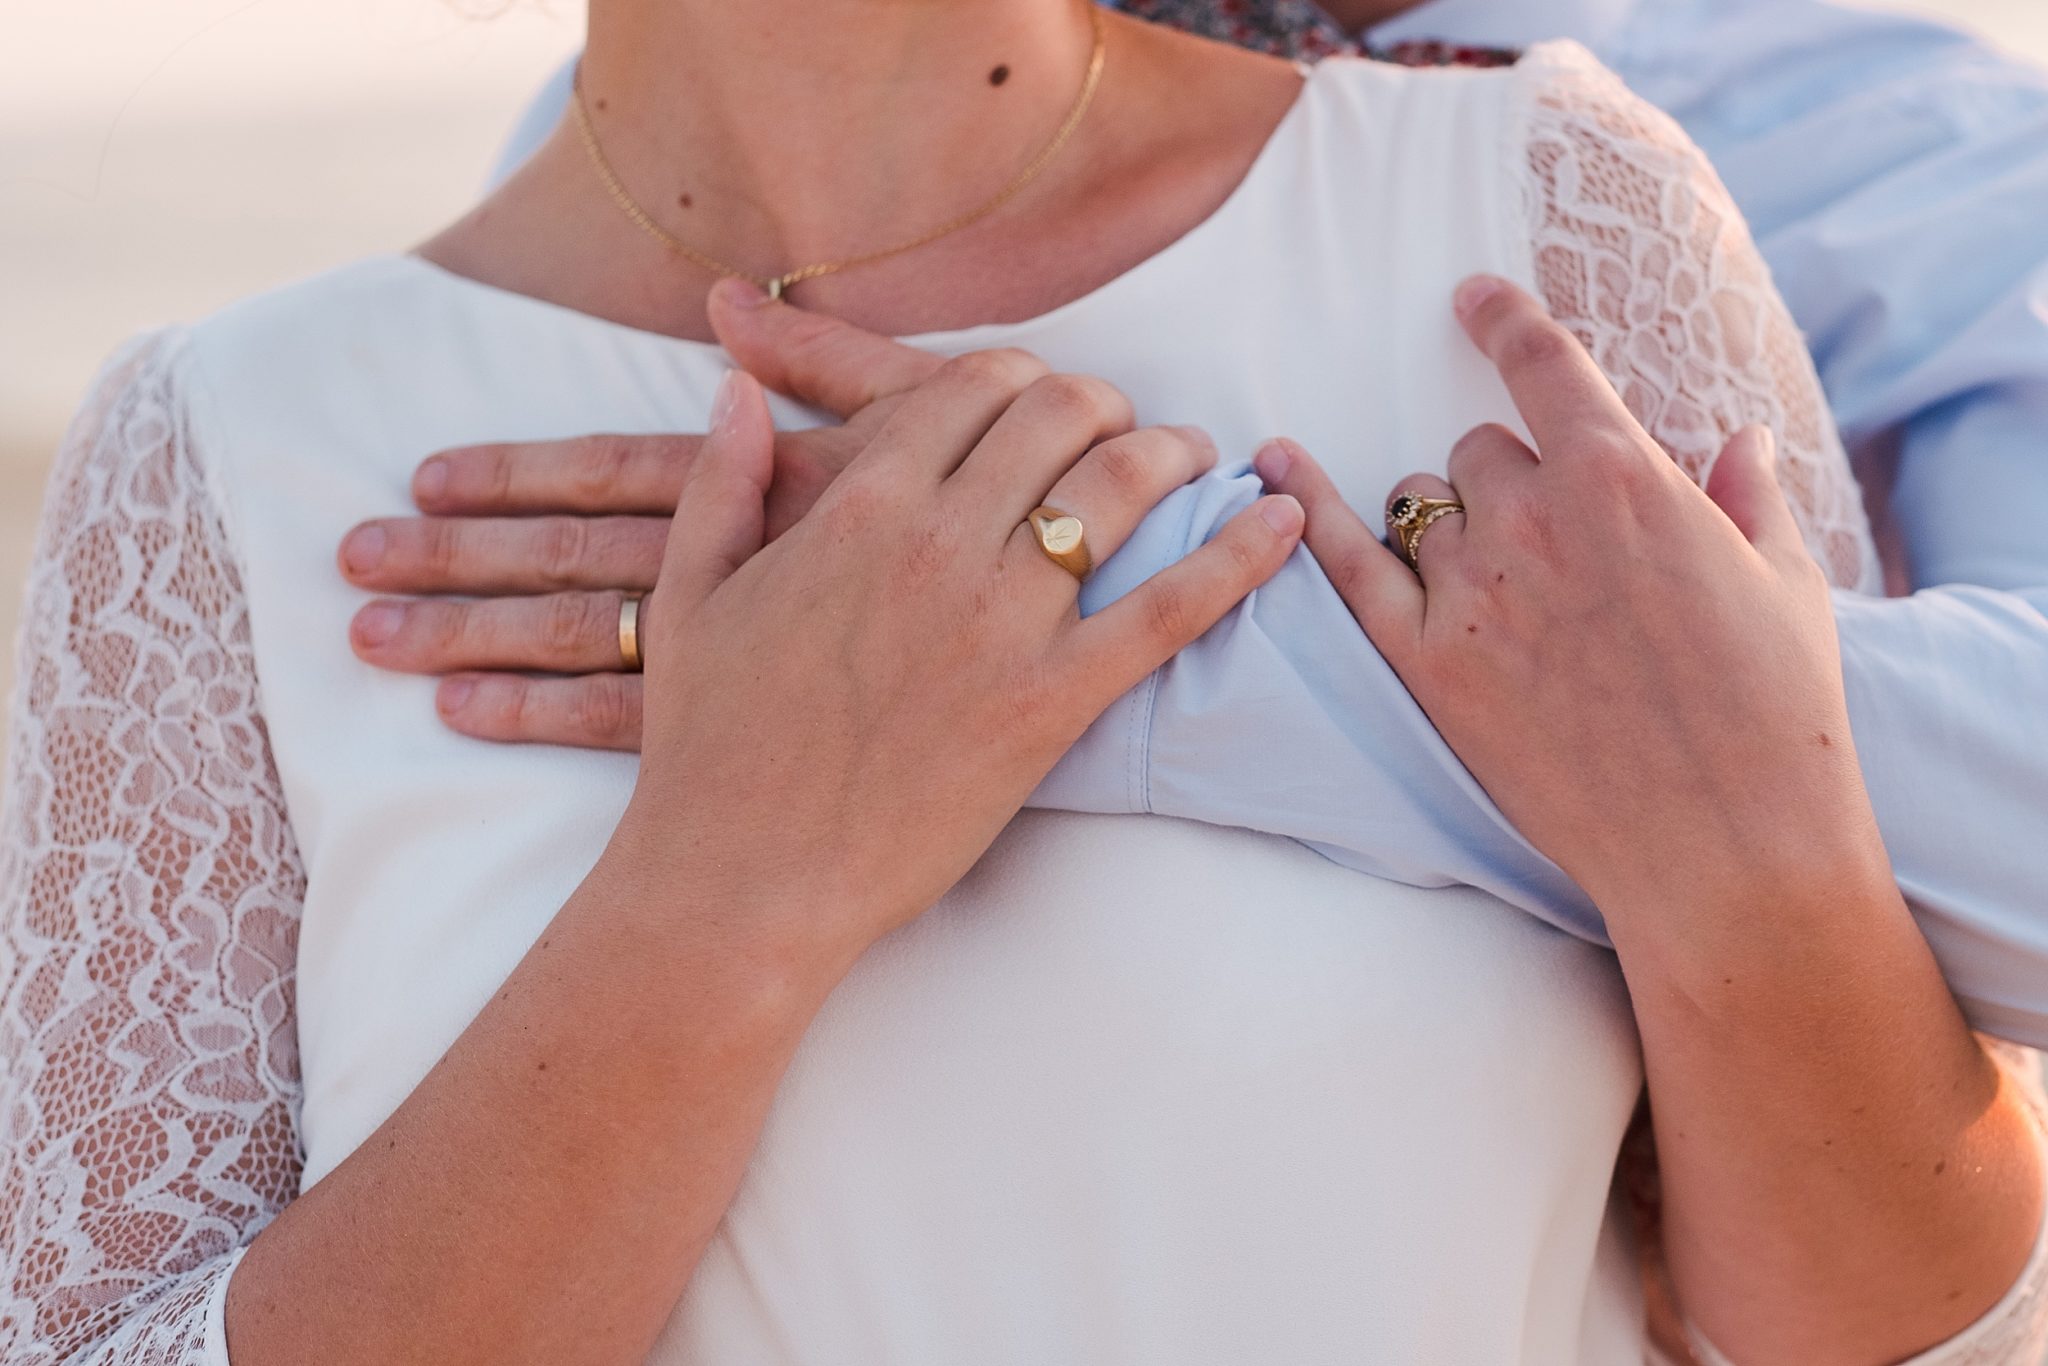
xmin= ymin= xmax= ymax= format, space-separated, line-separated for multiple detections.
xmin=572 ymin=6 xmax=1108 ymax=301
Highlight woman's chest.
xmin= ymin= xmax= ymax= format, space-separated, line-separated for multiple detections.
xmin=196 ymin=278 xmax=1537 ymax=1183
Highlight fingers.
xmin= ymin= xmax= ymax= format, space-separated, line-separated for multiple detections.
xmin=1255 ymin=440 xmax=1424 ymax=661
xmin=999 ymin=426 xmax=1220 ymax=593
xmin=950 ymin=372 xmax=1136 ymax=520
xmin=413 ymin=435 xmax=695 ymax=516
xmin=857 ymin=348 xmax=1051 ymax=481
xmin=1073 ymin=494 xmax=1303 ymax=691
xmin=709 ymin=278 xmax=945 ymax=419
xmin=349 ymin=591 xmax=628 ymax=675
xmin=1384 ymin=472 xmax=1467 ymax=584
xmin=662 ymin=370 xmax=776 ymax=606
xmin=435 ymin=673 xmax=643 ymax=751
xmin=1706 ymin=426 xmax=1805 ymax=562
xmin=1445 ymin=423 xmax=1539 ymax=496
xmin=1032 ymin=426 xmax=1219 ymax=562
xmin=1453 ymin=275 xmax=1644 ymax=465
xmin=338 ymin=515 xmax=667 ymax=595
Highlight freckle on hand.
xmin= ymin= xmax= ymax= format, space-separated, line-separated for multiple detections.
xmin=989 ymin=64 xmax=1011 ymax=86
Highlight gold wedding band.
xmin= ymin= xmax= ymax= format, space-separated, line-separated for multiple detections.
xmin=1027 ymin=505 xmax=1093 ymax=581
xmin=618 ymin=593 xmax=644 ymax=673
xmin=1386 ymin=491 xmax=1466 ymax=569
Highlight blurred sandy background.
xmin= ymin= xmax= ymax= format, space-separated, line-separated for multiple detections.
xmin=2 ymin=0 xmax=2047 ymax=709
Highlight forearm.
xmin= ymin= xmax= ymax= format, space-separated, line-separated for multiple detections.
xmin=1045 ymin=485 xmax=2048 ymax=1042
xmin=1606 ymin=857 xmax=2044 ymax=1366
xmin=226 ymin=829 xmax=850 ymax=1366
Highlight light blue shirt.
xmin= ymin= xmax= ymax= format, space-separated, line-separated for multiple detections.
xmin=493 ymin=0 xmax=2048 ymax=1046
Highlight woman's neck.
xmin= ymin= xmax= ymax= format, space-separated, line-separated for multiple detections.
xmin=577 ymin=0 xmax=1101 ymax=282
xmin=425 ymin=2 xmax=1303 ymax=340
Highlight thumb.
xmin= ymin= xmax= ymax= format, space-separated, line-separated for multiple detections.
xmin=662 ymin=369 xmax=774 ymax=606
xmin=1706 ymin=426 xmax=1803 ymax=559
xmin=707 ymin=277 xmax=943 ymax=419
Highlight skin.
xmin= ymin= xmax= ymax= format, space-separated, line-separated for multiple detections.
xmin=236 ymin=353 xmax=1301 ymax=1366
xmin=329 ymin=0 xmax=2042 ymax=1359
xmin=349 ymin=283 xmax=2048 ymax=1363
xmin=1260 ymin=276 xmax=2044 ymax=1364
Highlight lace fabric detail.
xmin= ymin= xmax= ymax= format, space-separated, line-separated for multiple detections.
xmin=0 ymin=48 xmax=2031 ymax=1364
xmin=1513 ymin=43 xmax=1884 ymax=593
xmin=0 ymin=331 xmax=304 ymax=1364
xmin=1508 ymin=54 xmax=2048 ymax=1362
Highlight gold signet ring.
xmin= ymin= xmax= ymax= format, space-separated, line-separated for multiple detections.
xmin=1027 ymin=506 xmax=1093 ymax=581
xmin=618 ymin=593 xmax=645 ymax=673
xmin=1385 ymin=491 xmax=1466 ymax=570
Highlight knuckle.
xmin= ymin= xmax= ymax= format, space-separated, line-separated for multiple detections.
xmin=1218 ymin=526 xmax=1267 ymax=581
xmin=567 ymin=436 xmax=637 ymax=504
xmin=446 ymin=445 xmax=514 ymax=508
xmin=822 ymin=471 xmax=898 ymax=526
xmin=540 ymin=593 xmax=605 ymax=658
xmin=1027 ymin=372 xmax=1126 ymax=426
xmin=1087 ymin=434 xmax=1159 ymax=499
xmin=425 ymin=602 xmax=471 ymax=656
xmin=535 ymin=517 xmax=593 ymax=586
xmin=419 ymin=517 xmax=461 ymax=577
xmin=568 ymin=676 xmax=630 ymax=742
xmin=1449 ymin=423 xmax=1515 ymax=472
xmin=1499 ymin=318 xmax=1579 ymax=373
xmin=1170 ymin=425 xmax=1221 ymax=470
xmin=506 ymin=677 xmax=547 ymax=735
xmin=943 ymin=347 xmax=1044 ymax=395
xmin=782 ymin=309 xmax=850 ymax=362
xmin=1143 ymin=583 xmax=1197 ymax=646
xmin=1323 ymin=540 xmax=1378 ymax=599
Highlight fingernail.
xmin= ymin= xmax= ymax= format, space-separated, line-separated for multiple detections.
xmin=710 ymin=370 xmax=742 ymax=433
xmin=1752 ymin=425 xmax=1778 ymax=468
xmin=352 ymin=602 xmax=402 ymax=648
xmin=438 ymin=678 xmax=475 ymax=713
xmin=1258 ymin=494 xmax=1304 ymax=535
xmin=1454 ymin=275 xmax=1506 ymax=318
xmin=1253 ymin=440 xmax=1292 ymax=485
xmin=414 ymin=458 xmax=448 ymax=505
xmin=718 ymin=277 xmax=770 ymax=310
xmin=340 ymin=525 xmax=386 ymax=575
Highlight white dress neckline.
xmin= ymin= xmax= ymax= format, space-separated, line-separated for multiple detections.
xmin=384 ymin=59 xmax=1328 ymax=360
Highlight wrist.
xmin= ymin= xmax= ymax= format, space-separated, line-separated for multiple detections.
xmin=1597 ymin=835 xmax=1909 ymax=988
xmin=591 ymin=797 xmax=877 ymax=992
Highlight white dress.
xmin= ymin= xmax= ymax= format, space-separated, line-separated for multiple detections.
xmin=3 ymin=43 xmax=2045 ymax=1366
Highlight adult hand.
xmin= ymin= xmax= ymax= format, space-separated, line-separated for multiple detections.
xmin=615 ymin=355 xmax=1302 ymax=957
xmin=1257 ymin=276 xmax=1887 ymax=921
xmin=338 ymin=279 xmax=945 ymax=747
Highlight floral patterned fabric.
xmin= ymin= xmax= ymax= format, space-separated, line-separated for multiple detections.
xmin=0 ymin=19 xmax=2036 ymax=1366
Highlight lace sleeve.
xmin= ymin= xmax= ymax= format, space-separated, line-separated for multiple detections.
xmin=1510 ymin=48 xmax=2048 ymax=1363
xmin=1512 ymin=42 xmax=1883 ymax=594
xmin=0 ymin=331 xmax=306 ymax=1363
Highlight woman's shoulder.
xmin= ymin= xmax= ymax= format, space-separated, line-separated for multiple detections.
xmin=1304 ymin=39 xmax=1673 ymax=146
xmin=182 ymin=253 xmax=474 ymax=377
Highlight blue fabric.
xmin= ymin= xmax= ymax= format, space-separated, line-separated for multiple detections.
xmin=488 ymin=0 xmax=2048 ymax=1045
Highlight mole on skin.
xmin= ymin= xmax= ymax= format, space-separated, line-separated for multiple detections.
xmin=990 ymin=64 xmax=1011 ymax=86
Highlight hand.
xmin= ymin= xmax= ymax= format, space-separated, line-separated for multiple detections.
xmin=1258 ymin=277 xmax=1887 ymax=920
xmin=615 ymin=354 xmax=1302 ymax=959
xmin=338 ymin=279 xmax=947 ymax=747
